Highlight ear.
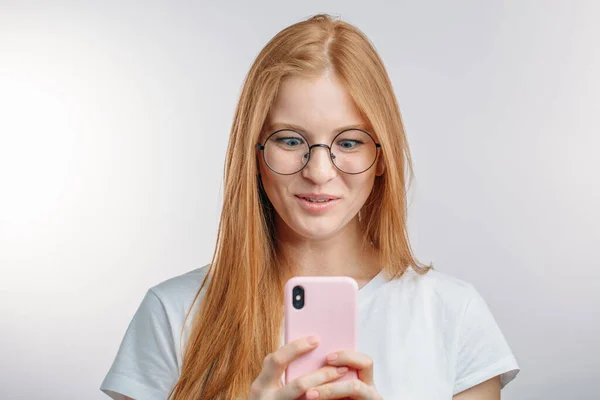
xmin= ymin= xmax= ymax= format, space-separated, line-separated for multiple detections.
xmin=375 ymin=151 xmax=385 ymax=176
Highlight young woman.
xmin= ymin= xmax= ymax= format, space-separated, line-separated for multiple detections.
xmin=101 ymin=13 xmax=519 ymax=400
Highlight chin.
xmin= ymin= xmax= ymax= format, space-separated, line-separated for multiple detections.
xmin=295 ymin=228 xmax=339 ymax=241
xmin=287 ymin=217 xmax=343 ymax=240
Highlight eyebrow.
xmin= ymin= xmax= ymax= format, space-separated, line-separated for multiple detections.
xmin=265 ymin=122 xmax=371 ymax=135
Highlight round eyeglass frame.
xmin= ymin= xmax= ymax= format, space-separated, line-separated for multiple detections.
xmin=256 ymin=128 xmax=382 ymax=175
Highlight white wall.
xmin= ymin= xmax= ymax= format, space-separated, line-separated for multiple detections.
xmin=0 ymin=1 xmax=598 ymax=399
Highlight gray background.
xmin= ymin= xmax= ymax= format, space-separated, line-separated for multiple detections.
xmin=0 ymin=1 xmax=598 ymax=399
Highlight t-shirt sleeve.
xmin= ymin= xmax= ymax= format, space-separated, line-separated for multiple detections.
xmin=100 ymin=289 xmax=179 ymax=400
xmin=453 ymin=286 xmax=520 ymax=395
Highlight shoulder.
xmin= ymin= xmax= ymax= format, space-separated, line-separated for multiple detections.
xmin=99 ymin=264 xmax=213 ymax=399
xmin=149 ymin=263 xmax=212 ymax=301
xmin=388 ymin=266 xmax=479 ymax=305
xmin=398 ymin=269 xmax=521 ymax=392
xmin=146 ymin=263 xmax=212 ymax=324
xmin=375 ymin=266 xmax=485 ymax=328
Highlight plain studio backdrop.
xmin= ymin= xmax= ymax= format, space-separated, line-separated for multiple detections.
xmin=0 ymin=1 xmax=598 ymax=399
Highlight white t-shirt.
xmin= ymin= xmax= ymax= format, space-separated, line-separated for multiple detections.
xmin=100 ymin=264 xmax=519 ymax=399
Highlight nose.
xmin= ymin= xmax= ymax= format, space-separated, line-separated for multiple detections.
xmin=301 ymin=144 xmax=337 ymax=183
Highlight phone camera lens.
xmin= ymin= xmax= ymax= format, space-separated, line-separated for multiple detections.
xmin=292 ymin=285 xmax=304 ymax=309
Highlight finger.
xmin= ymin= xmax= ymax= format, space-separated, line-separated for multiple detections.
xmin=278 ymin=365 xmax=349 ymax=399
xmin=306 ymin=379 xmax=381 ymax=400
xmin=325 ymin=350 xmax=375 ymax=385
xmin=256 ymin=336 xmax=320 ymax=387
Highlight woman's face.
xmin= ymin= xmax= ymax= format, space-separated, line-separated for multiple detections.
xmin=257 ymin=72 xmax=385 ymax=241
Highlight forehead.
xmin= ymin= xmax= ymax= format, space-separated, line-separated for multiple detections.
xmin=265 ymin=73 xmax=368 ymax=136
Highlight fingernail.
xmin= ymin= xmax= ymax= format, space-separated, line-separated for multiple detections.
xmin=307 ymin=336 xmax=319 ymax=345
xmin=337 ymin=367 xmax=348 ymax=374
xmin=326 ymin=353 xmax=338 ymax=361
xmin=306 ymin=389 xmax=319 ymax=399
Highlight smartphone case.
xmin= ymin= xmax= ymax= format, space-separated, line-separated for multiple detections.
xmin=284 ymin=276 xmax=359 ymax=396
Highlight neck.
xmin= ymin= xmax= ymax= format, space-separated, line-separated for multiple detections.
xmin=275 ymin=215 xmax=382 ymax=287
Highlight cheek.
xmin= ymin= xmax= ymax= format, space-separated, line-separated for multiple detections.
xmin=348 ymin=174 xmax=376 ymax=200
xmin=258 ymin=155 xmax=274 ymax=189
xmin=259 ymin=170 xmax=288 ymax=206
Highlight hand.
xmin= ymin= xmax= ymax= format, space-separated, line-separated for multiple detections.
xmin=249 ymin=336 xmax=350 ymax=400
xmin=304 ymin=350 xmax=382 ymax=400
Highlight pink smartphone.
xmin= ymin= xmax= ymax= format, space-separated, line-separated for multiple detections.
xmin=284 ymin=276 xmax=358 ymax=396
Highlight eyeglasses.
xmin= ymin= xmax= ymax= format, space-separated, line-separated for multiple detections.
xmin=256 ymin=128 xmax=382 ymax=175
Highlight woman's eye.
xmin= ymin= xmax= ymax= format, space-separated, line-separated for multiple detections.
xmin=338 ymin=140 xmax=362 ymax=149
xmin=277 ymin=137 xmax=303 ymax=147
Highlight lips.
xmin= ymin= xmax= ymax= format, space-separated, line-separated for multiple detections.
xmin=295 ymin=193 xmax=340 ymax=201
xmin=299 ymin=197 xmax=334 ymax=203
xmin=295 ymin=195 xmax=340 ymax=212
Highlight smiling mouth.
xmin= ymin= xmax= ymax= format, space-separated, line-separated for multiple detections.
xmin=295 ymin=195 xmax=339 ymax=202
xmin=294 ymin=196 xmax=341 ymax=213
xmin=299 ymin=197 xmax=334 ymax=203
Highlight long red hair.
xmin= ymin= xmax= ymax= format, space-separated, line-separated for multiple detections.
xmin=168 ymin=13 xmax=432 ymax=399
